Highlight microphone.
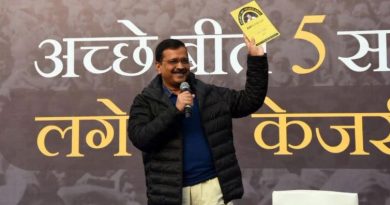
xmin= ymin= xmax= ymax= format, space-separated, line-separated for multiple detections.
xmin=180 ymin=82 xmax=192 ymax=118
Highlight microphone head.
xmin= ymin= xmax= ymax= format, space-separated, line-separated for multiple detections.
xmin=180 ymin=82 xmax=190 ymax=91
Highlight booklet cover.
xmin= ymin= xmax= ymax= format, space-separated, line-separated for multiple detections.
xmin=231 ymin=0 xmax=280 ymax=45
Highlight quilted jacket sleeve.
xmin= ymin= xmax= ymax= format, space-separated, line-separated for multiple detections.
xmin=218 ymin=55 xmax=268 ymax=118
xmin=127 ymin=95 xmax=181 ymax=152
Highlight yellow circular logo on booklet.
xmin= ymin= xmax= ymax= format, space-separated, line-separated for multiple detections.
xmin=238 ymin=7 xmax=263 ymax=25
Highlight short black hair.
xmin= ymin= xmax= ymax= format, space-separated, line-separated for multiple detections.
xmin=155 ymin=39 xmax=186 ymax=63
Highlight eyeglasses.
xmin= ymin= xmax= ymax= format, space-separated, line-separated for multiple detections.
xmin=163 ymin=58 xmax=191 ymax=66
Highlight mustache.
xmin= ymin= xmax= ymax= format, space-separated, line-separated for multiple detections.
xmin=171 ymin=68 xmax=188 ymax=74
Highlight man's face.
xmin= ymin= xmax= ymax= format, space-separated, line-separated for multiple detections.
xmin=156 ymin=47 xmax=190 ymax=89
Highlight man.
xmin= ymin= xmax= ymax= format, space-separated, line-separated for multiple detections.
xmin=128 ymin=37 xmax=268 ymax=205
